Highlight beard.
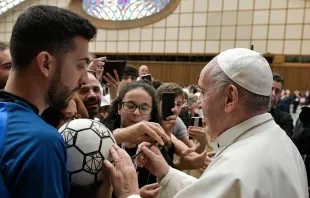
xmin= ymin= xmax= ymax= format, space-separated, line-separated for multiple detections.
xmin=83 ymin=96 xmax=100 ymax=118
xmin=47 ymin=66 xmax=79 ymax=110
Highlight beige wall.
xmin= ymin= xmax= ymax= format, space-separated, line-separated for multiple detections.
xmin=0 ymin=0 xmax=309 ymax=54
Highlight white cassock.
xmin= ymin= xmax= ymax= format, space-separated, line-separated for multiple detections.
xmin=158 ymin=113 xmax=308 ymax=198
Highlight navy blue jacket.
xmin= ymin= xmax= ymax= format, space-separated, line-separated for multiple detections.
xmin=0 ymin=91 xmax=69 ymax=198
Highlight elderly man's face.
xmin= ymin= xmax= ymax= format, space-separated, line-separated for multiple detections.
xmin=198 ymin=64 xmax=225 ymax=139
xmin=139 ymin=66 xmax=148 ymax=77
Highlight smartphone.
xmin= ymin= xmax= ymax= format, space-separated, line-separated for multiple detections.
xmin=190 ymin=117 xmax=203 ymax=127
xmin=189 ymin=117 xmax=203 ymax=139
xmin=161 ymin=92 xmax=175 ymax=121
xmin=188 ymin=98 xmax=194 ymax=106
xmin=102 ymin=60 xmax=127 ymax=84
xmin=141 ymin=74 xmax=152 ymax=82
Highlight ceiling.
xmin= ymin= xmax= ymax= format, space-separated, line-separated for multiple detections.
xmin=0 ymin=0 xmax=27 ymax=16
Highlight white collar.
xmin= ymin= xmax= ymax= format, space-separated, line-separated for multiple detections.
xmin=216 ymin=113 xmax=273 ymax=148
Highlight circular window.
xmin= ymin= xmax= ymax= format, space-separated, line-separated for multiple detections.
xmin=69 ymin=0 xmax=180 ymax=29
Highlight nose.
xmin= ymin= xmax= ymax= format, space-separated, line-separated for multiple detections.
xmin=171 ymin=103 xmax=177 ymax=112
xmin=87 ymin=89 xmax=97 ymax=99
xmin=272 ymin=89 xmax=276 ymax=96
xmin=133 ymin=107 xmax=140 ymax=116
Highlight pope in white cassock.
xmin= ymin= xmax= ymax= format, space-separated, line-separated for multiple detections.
xmin=104 ymin=48 xmax=308 ymax=198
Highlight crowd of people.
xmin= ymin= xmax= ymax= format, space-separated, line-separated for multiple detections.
xmin=0 ymin=5 xmax=309 ymax=198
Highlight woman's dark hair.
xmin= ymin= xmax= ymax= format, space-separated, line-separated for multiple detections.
xmin=106 ymin=81 xmax=160 ymax=128
xmin=41 ymin=106 xmax=61 ymax=128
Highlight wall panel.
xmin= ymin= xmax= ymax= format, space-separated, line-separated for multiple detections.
xmin=128 ymin=61 xmax=205 ymax=86
xmin=272 ymin=64 xmax=310 ymax=92
xmin=129 ymin=61 xmax=310 ymax=92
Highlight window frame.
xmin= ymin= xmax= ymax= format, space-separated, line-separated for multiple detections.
xmin=68 ymin=0 xmax=181 ymax=29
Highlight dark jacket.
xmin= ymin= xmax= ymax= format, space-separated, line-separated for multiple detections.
xmin=269 ymin=107 xmax=294 ymax=138
xmin=293 ymin=118 xmax=310 ymax=190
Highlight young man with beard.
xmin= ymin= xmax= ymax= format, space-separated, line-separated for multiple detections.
xmin=269 ymin=72 xmax=294 ymax=138
xmin=0 ymin=42 xmax=11 ymax=89
xmin=0 ymin=5 xmax=97 ymax=198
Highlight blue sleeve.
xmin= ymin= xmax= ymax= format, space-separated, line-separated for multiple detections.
xmin=1 ymin=120 xmax=69 ymax=198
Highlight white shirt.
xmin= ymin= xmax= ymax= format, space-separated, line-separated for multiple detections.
xmin=158 ymin=113 xmax=308 ymax=198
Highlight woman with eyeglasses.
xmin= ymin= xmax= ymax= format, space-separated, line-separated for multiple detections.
xmin=103 ymin=80 xmax=175 ymax=193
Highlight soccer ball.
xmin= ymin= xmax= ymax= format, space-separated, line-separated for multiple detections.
xmin=58 ymin=118 xmax=116 ymax=186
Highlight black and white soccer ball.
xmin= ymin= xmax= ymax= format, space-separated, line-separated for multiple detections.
xmin=58 ymin=118 xmax=116 ymax=186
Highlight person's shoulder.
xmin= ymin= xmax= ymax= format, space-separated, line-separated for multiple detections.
xmin=176 ymin=116 xmax=182 ymax=123
xmin=173 ymin=117 xmax=186 ymax=132
xmin=277 ymin=108 xmax=293 ymax=120
xmin=5 ymin=104 xmax=63 ymax=143
xmin=176 ymin=117 xmax=186 ymax=125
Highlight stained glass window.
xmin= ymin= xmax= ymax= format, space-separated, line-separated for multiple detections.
xmin=82 ymin=0 xmax=171 ymax=21
xmin=0 ymin=0 xmax=25 ymax=15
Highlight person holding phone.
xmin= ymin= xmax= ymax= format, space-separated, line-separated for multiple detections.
xmin=156 ymin=83 xmax=196 ymax=149
xmin=102 ymin=81 xmax=174 ymax=191
xmin=103 ymin=64 xmax=139 ymax=104
xmin=137 ymin=65 xmax=149 ymax=80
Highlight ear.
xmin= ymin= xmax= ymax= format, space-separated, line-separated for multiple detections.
xmin=36 ymin=51 xmax=54 ymax=78
xmin=224 ymin=84 xmax=239 ymax=113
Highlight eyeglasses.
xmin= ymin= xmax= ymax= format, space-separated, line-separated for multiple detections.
xmin=122 ymin=101 xmax=152 ymax=115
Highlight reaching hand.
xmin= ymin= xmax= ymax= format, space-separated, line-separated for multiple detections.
xmin=200 ymin=151 xmax=215 ymax=171
xmin=176 ymin=147 xmax=212 ymax=170
xmin=87 ymin=57 xmax=106 ymax=81
xmin=161 ymin=114 xmax=177 ymax=137
xmin=188 ymin=126 xmax=207 ymax=149
xmin=113 ymin=121 xmax=171 ymax=146
xmin=102 ymin=70 xmax=120 ymax=100
xmin=103 ymin=145 xmax=140 ymax=198
xmin=140 ymin=183 xmax=160 ymax=198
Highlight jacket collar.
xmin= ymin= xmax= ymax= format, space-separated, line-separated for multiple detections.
xmin=216 ymin=113 xmax=273 ymax=148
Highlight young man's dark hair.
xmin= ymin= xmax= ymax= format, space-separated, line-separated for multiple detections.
xmin=0 ymin=5 xmax=97 ymax=198
xmin=152 ymin=79 xmax=163 ymax=90
xmin=272 ymin=72 xmax=284 ymax=88
xmin=155 ymin=82 xmax=183 ymax=103
xmin=10 ymin=5 xmax=97 ymax=70
xmin=123 ymin=64 xmax=138 ymax=80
